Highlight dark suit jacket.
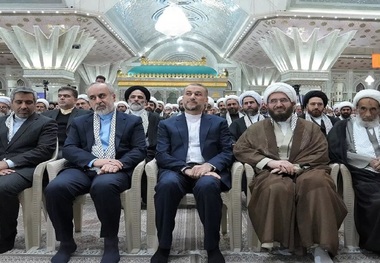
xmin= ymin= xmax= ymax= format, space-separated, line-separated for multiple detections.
xmin=156 ymin=113 xmax=234 ymax=189
xmin=0 ymin=113 xmax=58 ymax=180
xmin=62 ymin=111 xmax=147 ymax=175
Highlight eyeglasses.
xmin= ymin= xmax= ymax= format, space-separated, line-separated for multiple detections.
xmin=268 ymin=98 xmax=290 ymax=105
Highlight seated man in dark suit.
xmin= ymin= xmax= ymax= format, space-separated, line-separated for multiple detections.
xmin=151 ymin=83 xmax=234 ymax=263
xmin=43 ymin=86 xmax=90 ymax=158
xmin=44 ymin=82 xmax=147 ymax=263
xmin=0 ymin=87 xmax=57 ymax=253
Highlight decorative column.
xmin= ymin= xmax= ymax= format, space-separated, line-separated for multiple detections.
xmin=259 ymin=27 xmax=356 ymax=94
xmin=77 ymin=62 xmax=121 ymax=86
xmin=240 ymin=63 xmax=280 ymax=94
xmin=0 ymin=25 xmax=96 ymax=100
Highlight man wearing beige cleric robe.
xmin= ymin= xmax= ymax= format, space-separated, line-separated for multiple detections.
xmin=234 ymin=82 xmax=347 ymax=263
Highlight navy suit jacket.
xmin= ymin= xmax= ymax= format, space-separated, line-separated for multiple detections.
xmin=62 ymin=111 xmax=147 ymax=175
xmin=156 ymin=113 xmax=234 ymax=189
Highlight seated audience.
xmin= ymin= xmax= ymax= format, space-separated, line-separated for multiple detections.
xmin=44 ymin=82 xmax=146 ymax=263
xmin=224 ymin=95 xmax=244 ymax=126
xmin=234 ymin=82 xmax=347 ymax=262
xmin=151 ymin=83 xmax=233 ymax=263
xmin=0 ymin=87 xmax=57 ymax=253
xmin=328 ymin=89 xmax=380 ymax=253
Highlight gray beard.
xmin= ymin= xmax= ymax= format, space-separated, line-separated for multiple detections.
xmin=129 ymin=103 xmax=144 ymax=111
xmin=355 ymin=116 xmax=380 ymax=129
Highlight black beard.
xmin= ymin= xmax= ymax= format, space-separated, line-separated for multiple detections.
xmin=245 ymin=108 xmax=258 ymax=116
xmin=341 ymin=113 xmax=351 ymax=119
xmin=269 ymin=106 xmax=294 ymax=122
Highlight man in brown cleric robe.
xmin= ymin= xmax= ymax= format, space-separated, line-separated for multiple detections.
xmin=234 ymin=82 xmax=347 ymax=262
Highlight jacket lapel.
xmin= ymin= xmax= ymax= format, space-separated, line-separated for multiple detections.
xmin=115 ymin=111 xmax=125 ymax=148
xmin=84 ymin=113 xmax=95 ymax=151
xmin=200 ymin=114 xmax=211 ymax=152
xmin=7 ymin=113 xmax=38 ymax=149
xmin=0 ymin=119 xmax=9 ymax=149
xmin=176 ymin=114 xmax=188 ymax=149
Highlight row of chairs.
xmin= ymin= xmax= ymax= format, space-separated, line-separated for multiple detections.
xmin=18 ymin=154 xmax=359 ymax=253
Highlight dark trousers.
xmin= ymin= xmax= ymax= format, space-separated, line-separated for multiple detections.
xmin=44 ymin=168 xmax=131 ymax=242
xmin=0 ymin=172 xmax=32 ymax=242
xmin=154 ymin=169 xmax=222 ymax=250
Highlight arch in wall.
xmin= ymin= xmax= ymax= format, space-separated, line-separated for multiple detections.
xmin=355 ymin=82 xmax=365 ymax=92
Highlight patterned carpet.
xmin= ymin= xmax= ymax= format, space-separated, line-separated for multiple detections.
xmin=1 ymin=197 xmax=380 ymax=263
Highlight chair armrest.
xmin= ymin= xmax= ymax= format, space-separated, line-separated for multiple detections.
xmin=130 ymin=160 xmax=146 ymax=189
xmin=231 ymin=161 xmax=243 ymax=192
xmin=329 ymin=163 xmax=339 ymax=192
xmin=46 ymin=159 xmax=69 ymax=182
xmin=145 ymin=159 xmax=158 ymax=186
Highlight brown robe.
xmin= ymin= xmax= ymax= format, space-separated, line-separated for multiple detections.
xmin=234 ymin=118 xmax=347 ymax=256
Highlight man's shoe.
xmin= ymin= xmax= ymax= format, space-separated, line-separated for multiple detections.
xmin=101 ymin=236 xmax=120 ymax=263
xmin=0 ymin=233 xmax=16 ymax=254
xmin=51 ymin=240 xmax=77 ymax=263
xmin=150 ymin=247 xmax=170 ymax=263
xmin=207 ymin=247 xmax=225 ymax=263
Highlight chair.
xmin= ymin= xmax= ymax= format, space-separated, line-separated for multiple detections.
xmin=18 ymin=140 xmax=59 ymax=251
xmin=338 ymin=164 xmax=360 ymax=249
xmin=244 ymin=163 xmax=341 ymax=252
xmin=145 ymin=159 xmax=244 ymax=252
xmin=45 ymin=159 xmax=146 ymax=253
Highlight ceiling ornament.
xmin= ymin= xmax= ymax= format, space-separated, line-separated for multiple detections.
xmin=155 ymin=3 xmax=192 ymax=38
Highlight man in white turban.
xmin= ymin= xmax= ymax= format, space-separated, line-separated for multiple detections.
xmin=234 ymin=82 xmax=346 ymax=262
xmin=224 ymin=95 xmax=244 ymax=126
xmin=216 ymin=98 xmax=226 ymax=117
xmin=36 ymin=98 xmax=49 ymax=114
xmin=328 ymin=89 xmax=380 ymax=254
xmin=0 ymin=96 xmax=11 ymax=116
xmin=338 ymin=101 xmax=354 ymax=120
xmin=229 ymin=90 xmax=265 ymax=143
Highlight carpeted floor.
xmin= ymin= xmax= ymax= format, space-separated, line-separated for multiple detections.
xmin=1 ymin=197 xmax=380 ymax=262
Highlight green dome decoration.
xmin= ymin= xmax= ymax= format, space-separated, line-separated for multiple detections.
xmin=128 ymin=65 xmax=218 ymax=76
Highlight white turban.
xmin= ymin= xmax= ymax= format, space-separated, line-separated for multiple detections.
xmin=225 ymin=95 xmax=239 ymax=104
xmin=263 ymin=82 xmax=297 ymax=104
xmin=239 ymin=91 xmax=262 ymax=107
xmin=333 ymin=103 xmax=340 ymax=110
xmin=338 ymin=101 xmax=354 ymax=111
xmin=116 ymin=101 xmax=129 ymax=107
xmin=164 ymin=103 xmax=173 ymax=109
xmin=353 ymin=89 xmax=380 ymax=107
xmin=157 ymin=100 xmax=165 ymax=106
xmin=0 ymin=96 xmax=11 ymax=106
xmin=36 ymin=98 xmax=49 ymax=109
xmin=78 ymin=94 xmax=89 ymax=102
xmin=216 ymin=98 xmax=225 ymax=107
xmin=149 ymin=97 xmax=158 ymax=107
xmin=177 ymin=96 xmax=183 ymax=104
xmin=208 ymin=96 xmax=215 ymax=108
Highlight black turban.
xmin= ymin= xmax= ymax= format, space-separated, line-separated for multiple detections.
xmin=303 ymin=90 xmax=328 ymax=108
xmin=124 ymin=85 xmax=150 ymax=102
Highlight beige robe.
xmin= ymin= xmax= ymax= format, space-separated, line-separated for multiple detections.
xmin=234 ymin=118 xmax=347 ymax=256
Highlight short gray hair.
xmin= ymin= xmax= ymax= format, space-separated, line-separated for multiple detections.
xmin=10 ymin=87 xmax=38 ymax=102
xmin=86 ymin=82 xmax=115 ymax=95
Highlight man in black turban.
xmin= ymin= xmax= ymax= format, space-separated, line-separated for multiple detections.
xmin=301 ymin=90 xmax=339 ymax=135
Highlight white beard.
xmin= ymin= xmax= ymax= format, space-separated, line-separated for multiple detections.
xmin=354 ymin=115 xmax=380 ymax=129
